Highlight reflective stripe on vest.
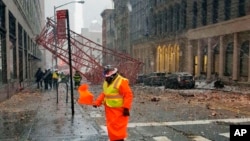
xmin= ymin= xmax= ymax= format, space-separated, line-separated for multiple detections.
xmin=103 ymin=74 xmax=125 ymax=107
xmin=74 ymin=75 xmax=81 ymax=81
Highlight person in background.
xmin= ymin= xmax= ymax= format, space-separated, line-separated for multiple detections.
xmin=43 ymin=69 xmax=49 ymax=90
xmin=93 ymin=65 xmax=133 ymax=141
xmin=52 ymin=69 xmax=59 ymax=89
xmin=35 ymin=67 xmax=44 ymax=89
xmin=43 ymin=68 xmax=52 ymax=90
xmin=73 ymin=70 xmax=82 ymax=89
xmin=47 ymin=69 xmax=53 ymax=89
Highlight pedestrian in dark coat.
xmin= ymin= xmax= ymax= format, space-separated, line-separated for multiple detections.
xmin=47 ymin=69 xmax=53 ymax=89
xmin=35 ymin=68 xmax=44 ymax=89
xmin=43 ymin=69 xmax=49 ymax=90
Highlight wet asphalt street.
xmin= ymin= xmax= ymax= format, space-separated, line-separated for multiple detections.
xmin=0 ymin=83 xmax=250 ymax=141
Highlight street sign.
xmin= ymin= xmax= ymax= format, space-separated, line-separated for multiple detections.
xmin=56 ymin=10 xmax=67 ymax=39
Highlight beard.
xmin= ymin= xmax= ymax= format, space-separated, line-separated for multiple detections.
xmin=105 ymin=73 xmax=118 ymax=84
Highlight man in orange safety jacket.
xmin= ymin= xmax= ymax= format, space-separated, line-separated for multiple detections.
xmin=93 ymin=65 xmax=133 ymax=141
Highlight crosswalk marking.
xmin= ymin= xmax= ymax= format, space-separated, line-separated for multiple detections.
xmin=153 ymin=136 xmax=172 ymax=141
xmin=219 ymin=132 xmax=229 ymax=138
xmin=191 ymin=136 xmax=212 ymax=141
xmin=127 ymin=118 xmax=250 ymax=127
xmin=99 ymin=118 xmax=249 ymax=139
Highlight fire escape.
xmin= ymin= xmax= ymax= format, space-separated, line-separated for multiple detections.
xmin=35 ymin=18 xmax=143 ymax=84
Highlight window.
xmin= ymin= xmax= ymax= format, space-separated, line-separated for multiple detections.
xmin=224 ymin=42 xmax=233 ymax=76
xmin=0 ymin=0 xmax=5 ymax=30
xmin=9 ymin=11 xmax=17 ymax=79
xmin=181 ymin=0 xmax=187 ymax=29
xmin=24 ymin=31 xmax=28 ymax=79
xmin=240 ymin=41 xmax=249 ymax=76
xmin=212 ymin=0 xmax=219 ymax=23
xmin=175 ymin=4 xmax=180 ymax=31
xmin=169 ymin=6 xmax=173 ymax=32
xmin=164 ymin=10 xmax=168 ymax=33
xmin=202 ymin=0 xmax=207 ymax=25
xmin=238 ymin=0 xmax=245 ymax=17
xmin=224 ymin=0 xmax=231 ymax=20
xmin=192 ymin=2 xmax=198 ymax=28
xmin=0 ymin=34 xmax=7 ymax=84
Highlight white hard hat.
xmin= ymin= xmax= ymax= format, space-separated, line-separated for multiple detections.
xmin=104 ymin=67 xmax=118 ymax=77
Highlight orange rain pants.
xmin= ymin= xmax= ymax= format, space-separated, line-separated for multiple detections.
xmin=94 ymin=79 xmax=133 ymax=141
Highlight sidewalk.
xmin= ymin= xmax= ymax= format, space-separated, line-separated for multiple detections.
xmin=0 ymin=85 xmax=108 ymax=141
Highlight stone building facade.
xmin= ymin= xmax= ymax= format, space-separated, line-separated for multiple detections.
xmin=0 ymin=0 xmax=45 ymax=101
xmin=101 ymin=9 xmax=115 ymax=65
xmin=113 ymin=0 xmax=131 ymax=54
xmin=130 ymin=0 xmax=250 ymax=83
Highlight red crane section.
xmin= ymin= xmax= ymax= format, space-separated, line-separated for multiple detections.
xmin=36 ymin=18 xmax=143 ymax=84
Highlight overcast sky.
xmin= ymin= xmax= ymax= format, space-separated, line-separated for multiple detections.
xmin=44 ymin=0 xmax=113 ymax=33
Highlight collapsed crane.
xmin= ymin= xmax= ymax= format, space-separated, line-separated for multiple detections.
xmin=36 ymin=17 xmax=143 ymax=84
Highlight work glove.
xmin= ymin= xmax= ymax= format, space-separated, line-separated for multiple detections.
xmin=123 ymin=108 xmax=130 ymax=116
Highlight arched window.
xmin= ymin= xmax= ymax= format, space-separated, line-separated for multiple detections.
xmin=202 ymin=0 xmax=207 ymax=25
xmin=224 ymin=42 xmax=233 ymax=76
xmin=224 ymin=0 xmax=231 ymax=20
xmin=238 ymin=0 xmax=246 ymax=17
xmin=240 ymin=41 xmax=249 ymax=76
xmin=192 ymin=1 xmax=198 ymax=28
xmin=212 ymin=0 xmax=219 ymax=23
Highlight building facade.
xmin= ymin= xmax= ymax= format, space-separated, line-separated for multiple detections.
xmin=0 ymin=0 xmax=45 ymax=101
xmin=101 ymin=9 xmax=115 ymax=65
xmin=128 ymin=0 xmax=250 ymax=83
xmin=113 ymin=0 xmax=131 ymax=54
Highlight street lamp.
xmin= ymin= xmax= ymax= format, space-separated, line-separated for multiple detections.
xmin=53 ymin=0 xmax=85 ymax=70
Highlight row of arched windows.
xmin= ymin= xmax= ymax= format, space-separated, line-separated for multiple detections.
xmin=156 ymin=44 xmax=180 ymax=73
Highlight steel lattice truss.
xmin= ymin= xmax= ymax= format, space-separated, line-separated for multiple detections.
xmin=36 ymin=18 xmax=143 ymax=84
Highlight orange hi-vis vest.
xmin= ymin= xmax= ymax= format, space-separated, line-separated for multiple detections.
xmin=103 ymin=74 xmax=127 ymax=108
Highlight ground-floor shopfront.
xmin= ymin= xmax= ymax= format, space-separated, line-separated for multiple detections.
xmin=133 ymin=15 xmax=250 ymax=83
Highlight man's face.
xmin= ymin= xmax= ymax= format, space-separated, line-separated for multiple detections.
xmin=105 ymin=76 xmax=113 ymax=84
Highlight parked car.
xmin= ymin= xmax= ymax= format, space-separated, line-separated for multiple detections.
xmin=144 ymin=76 xmax=167 ymax=86
xmin=135 ymin=74 xmax=147 ymax=84
xmin=143 ymin=72 xmax=167 ymax=86
xmin=164 ymin=72 xmax=195 ymax=89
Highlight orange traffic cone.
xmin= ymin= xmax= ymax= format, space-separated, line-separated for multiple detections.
xmin=77 ymin=84 xmax=94 ymax=105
